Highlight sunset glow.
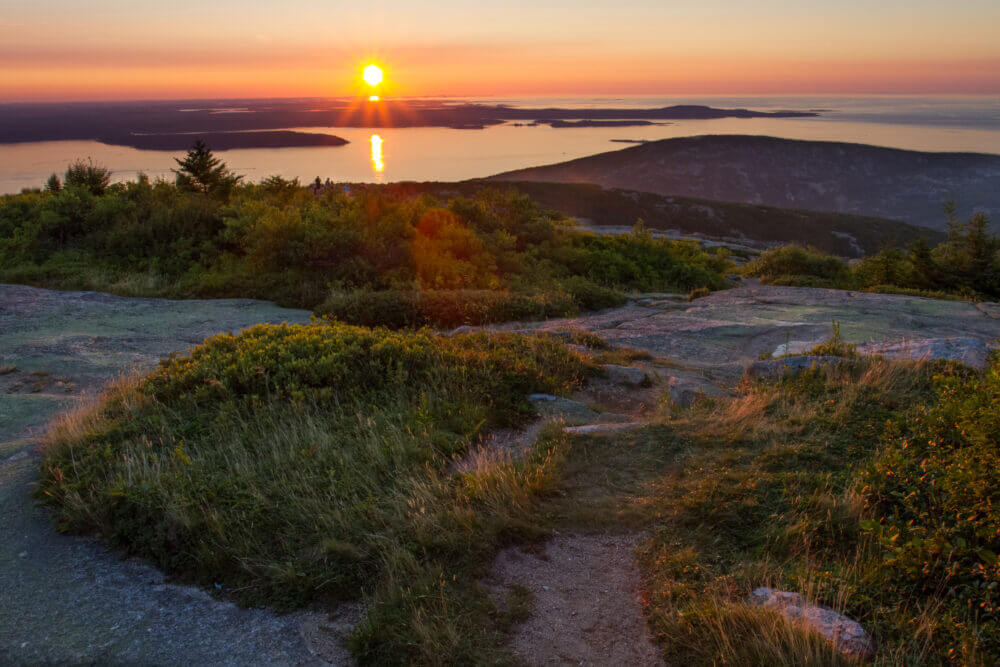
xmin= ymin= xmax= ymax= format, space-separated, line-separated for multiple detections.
xmin=3 ymin=1 xmax=999 ymax=101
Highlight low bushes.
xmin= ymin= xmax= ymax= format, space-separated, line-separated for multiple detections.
xmin=862 ymin=355 xmax=1000 ymax=655
xmin=1 ymin=176 xmax=730 ymax=321
xmin=744 ymin=208 xmax=1000 ymax=301
xmin=319 ymin=288 xmax=581 ymax=328
xmin=742 ymin=244 xmax=852 ymax=288
xmin=37 ymin=323 xmax=594 ymax=660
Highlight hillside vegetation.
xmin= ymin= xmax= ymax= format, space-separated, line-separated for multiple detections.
xmin=630 ymin=355 xmax=1000 ymax=664
xmin=490 ymin=134 xmax=1000 ymax=229
xmin=742 ymin=205 xmax=1000 ymax=301
xmin=0 ymin=155 xmax=728 ymax=327
xmin=388 ymin=181 xmax=943 ymax=257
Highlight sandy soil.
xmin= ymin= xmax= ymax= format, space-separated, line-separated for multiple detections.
xmin=484 ymin=534 xmax=663 ymax=666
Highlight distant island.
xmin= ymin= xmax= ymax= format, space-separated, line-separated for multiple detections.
xmin=0 ymin=99 xmax=818 ymax=144
xmin=533 ymin=120 xmax=665 ymax=128
xmin=98 ymin=131 xmax=349 ymax=151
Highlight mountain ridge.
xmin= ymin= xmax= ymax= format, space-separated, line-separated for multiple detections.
xmin=489 ymin=134 xmax=1000 ymax=229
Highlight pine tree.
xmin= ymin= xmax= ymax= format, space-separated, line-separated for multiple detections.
xmin=906 ymin=237 xmax=938 ymax=289
xmin=963 ymin=212 xmax=998 ymax=285
xmin=173 ymin=139 xmax=242 ymax=196
xmin=45 ymin=173 xmax=62 ymax=193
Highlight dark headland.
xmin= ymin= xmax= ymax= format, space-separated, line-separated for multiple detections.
xmin=98 ymin=130 xmax=349 ymax=151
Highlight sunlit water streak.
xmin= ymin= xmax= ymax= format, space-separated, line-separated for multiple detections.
xmin=1 ymin=95 xmax=998 ymax=194
xmin=370 ymin=134 xmax=384 ymax=175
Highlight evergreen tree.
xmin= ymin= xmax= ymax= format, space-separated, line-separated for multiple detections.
xmin=64 ymin=158 xmax=111 ymax=195
xmin=173 ymin=139 xmax=242 ymax=196
xmin=45 ymin=173 xmax=62 ymax=193
xmin=962 ymin=212 xmax=999 ymax=292
xmin=907 ymin=237 xmax=938 ymax=289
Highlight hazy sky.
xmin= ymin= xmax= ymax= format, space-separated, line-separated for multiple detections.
xmin=3 ymin=0 xmax=999 ymax=100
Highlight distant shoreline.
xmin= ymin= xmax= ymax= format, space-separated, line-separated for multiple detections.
xmin=0 ymin=99 xmax=817 ymax=144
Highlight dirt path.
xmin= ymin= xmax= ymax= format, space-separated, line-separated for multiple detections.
xmin=485 ymin=535 xmax=663 ymax=666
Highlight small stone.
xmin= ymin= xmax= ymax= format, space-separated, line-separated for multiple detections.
xmin=563 ymin=422 xmax=644 ymax=436
xmin=602 ymin=364 xmax=647 ymax=386
xmin=18 ymin=551 xmax=27 ymax=558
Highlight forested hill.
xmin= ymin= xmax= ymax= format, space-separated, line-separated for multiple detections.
xmin=489 ymin=135 xmax=1000 ymax=229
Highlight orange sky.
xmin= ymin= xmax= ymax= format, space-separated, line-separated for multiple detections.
xmin=3 ymin=1 xmax=999 ymax=101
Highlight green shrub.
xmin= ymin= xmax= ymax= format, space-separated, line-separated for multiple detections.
xmin=747 ymin=207 xmax=1000 ymax=302
xmin=862 ymin=356 xmax=1000 ymax=655
xmin=559 ymin=276 xmax=627 ymax=311
xmin=807 ymin=320 xmax=857 ymax=357
xmin=37 ymin=324 xmax=594 ymax=618
xmin=64 ymin=158 xmax=112 ymax=195
xmin=319 ymin=288 xmax=579 ymax=328
xmin=688 ymin=286 xmax=711 ymax=301
xmin=742 ymin=245 xmax=852 ymax=287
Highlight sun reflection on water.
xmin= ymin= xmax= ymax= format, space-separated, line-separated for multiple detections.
xmin=370 ymin=134 xmax=384 ymax=174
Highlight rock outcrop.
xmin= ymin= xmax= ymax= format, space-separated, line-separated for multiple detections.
xmin=602 ymin=364 xmax=648 ymax=386
xmin=857 ymin=336 xmax=991 ymax=368
xmin=749 ymin=588 xmax=874 ymax=659
xmin=745 ymin=355 xmax=846 ymax=379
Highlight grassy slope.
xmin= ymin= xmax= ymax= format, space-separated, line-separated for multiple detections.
xmin=545 ymin=356 xmax=998 ymax=664
xmin=37 ymin=323 xmax=594 ymax=662
xmin=36 ymin=314 xmax=1000 ymax=664
xmin=380 ymin=181 xmax=945 ymax=258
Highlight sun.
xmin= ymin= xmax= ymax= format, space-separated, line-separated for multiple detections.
xmin=363 ymin=64 xmax=383 ymax=87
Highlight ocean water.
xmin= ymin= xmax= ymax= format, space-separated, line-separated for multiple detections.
xmin=1 ymin=95 xmax=998 ymax=195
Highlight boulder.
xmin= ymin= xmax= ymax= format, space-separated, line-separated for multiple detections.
xmin=602 ymin=364 xmax=648 ymax=386
xmin=528 ymin=394 xmax=599 ymax=425
xmin=857 ymin=336 xmax=991 ymax=368
xmin=749 ymin=588 xmax=874 ymax=659
xmin=745 ymin=356 xmax=844 ymax=380
xmin=563 ymin=422 xmax=644 ymax=436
